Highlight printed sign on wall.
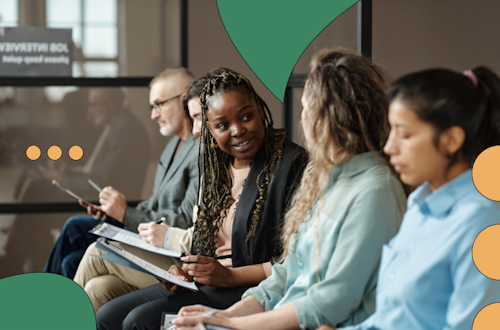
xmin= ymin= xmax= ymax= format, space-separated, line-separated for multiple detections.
xmin=0 ymin=27 xmax=72 ymax=76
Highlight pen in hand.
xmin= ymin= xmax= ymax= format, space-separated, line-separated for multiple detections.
xmin=181 ymin=254 xmax=232 ymax=264
xmin=156 ymin=217 xmax=166 ymax=224
xmin=88 ymin=179 xmax=103 ymax=193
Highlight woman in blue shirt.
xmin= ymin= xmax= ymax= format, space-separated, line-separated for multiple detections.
xmin=318 ymin=67 xmax=500 ymax=330
xmin=171 ymin=50 xmax=407 ymax=329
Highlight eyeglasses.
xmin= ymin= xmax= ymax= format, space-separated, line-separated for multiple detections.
xmin=150 ymin=94 xmax=182 ymax=114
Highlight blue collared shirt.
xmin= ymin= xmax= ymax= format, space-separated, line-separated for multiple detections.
xmin=343 ymin=169 xmax=500 ymax=330
xmin=243 ymin=152 xmax=407 ymax=329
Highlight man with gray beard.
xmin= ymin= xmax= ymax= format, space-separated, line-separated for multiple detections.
xmin=43 ymin=67 xmax=198 ymax=279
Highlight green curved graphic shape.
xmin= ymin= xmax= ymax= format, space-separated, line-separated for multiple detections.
xmin=217 ymin=0 xmax=359 ymax=102
xmin=0 ymin=273 xmax=96 ymax=330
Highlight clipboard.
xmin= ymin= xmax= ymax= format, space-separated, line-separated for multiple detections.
xmin=94 ymin=238 xmax=198 ymax=292
xmin=89 ymin=222 xmax=183 ymax=258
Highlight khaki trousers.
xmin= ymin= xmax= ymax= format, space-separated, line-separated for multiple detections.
xmin=74 ymin=241 xmax=182 ymax=313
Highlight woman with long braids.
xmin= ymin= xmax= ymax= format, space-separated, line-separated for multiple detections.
xmin=171 ymin=49 xmax=408 ymax=330
xmin=96 ymin=69 xmax=308 ymax=330
xmin=73 ymin=69 xmax=230 ymax=313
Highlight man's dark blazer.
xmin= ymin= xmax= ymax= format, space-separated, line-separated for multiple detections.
xmin=124 ymin=133 xmax=199 ymax=232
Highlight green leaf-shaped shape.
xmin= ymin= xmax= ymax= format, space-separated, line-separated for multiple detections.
xmin=217 ymin=0 xmax=359 ymax=102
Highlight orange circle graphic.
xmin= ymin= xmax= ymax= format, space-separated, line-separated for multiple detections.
xmin=26 ymin=145 xmax=41 ymax=160
xmin=47 ymin=145 xmax=63 ymax=161
xmin=68 ymin=145 xmax=84 ymax=161
xmin=473 ymin=303 xmax=500 ymax=330
xmin=473 ymin=146 xmax=500 ymax=201
xmin=472 ymin=224 xmax=500 ymax=280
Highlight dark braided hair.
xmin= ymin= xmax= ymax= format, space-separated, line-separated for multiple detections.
xmin=182 ymin=68 xmax=233 ymax=122
xmin=192 ymin=70 xmax=285 ymax=257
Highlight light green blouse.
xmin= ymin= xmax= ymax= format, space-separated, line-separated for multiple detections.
xmin=242 ymin=152 xmax=407 ymax=329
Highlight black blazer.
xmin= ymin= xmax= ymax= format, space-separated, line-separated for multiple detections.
xmin=195 ymin=130 xmax=308 ymax=268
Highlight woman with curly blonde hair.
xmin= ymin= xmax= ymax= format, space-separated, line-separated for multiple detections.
xmin=172 ymin=48 xmax=407 ymax=330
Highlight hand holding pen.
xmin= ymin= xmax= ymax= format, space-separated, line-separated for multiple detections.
xmin=158 ymin=254 xmax=233 ymax=292
xmin=84 ymin=179 xmax=117 ymax=222
xmin=97 ymin=186 xmax=127 ymax=222
xmin=138 ymin=219 xmax=171 ymax=248
xmin=180 ymin=254 xmax=233 ymax=287
xmin=87 ymin=178 xmax=128 ymax=222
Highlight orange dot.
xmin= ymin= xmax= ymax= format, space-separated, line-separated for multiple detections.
xmin=473 ymin=146 xmax=500 ymax=201
xmin=472 ymin=225 xmax=500 ymax=280
xmin=47 ymin=145 xmax=62 ymax=160
xmin=26 ymin=145 xmax=41 ymax=160
xmin=68 ymin=145 xmax=84 ymax=161
xmin=473 ymin=303 xmax=500 ymax=330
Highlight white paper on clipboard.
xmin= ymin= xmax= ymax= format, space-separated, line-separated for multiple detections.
xmin=94 ymin=238 xmax=197 ymax=292
xmin=89 ymin=222 xmax=182 ymax=258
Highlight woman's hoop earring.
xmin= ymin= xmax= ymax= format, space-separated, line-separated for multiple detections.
xmin=212 ymin=137 xmax=219 ymax=148
xmin=263 ymin=117 xmax=269 ymax=129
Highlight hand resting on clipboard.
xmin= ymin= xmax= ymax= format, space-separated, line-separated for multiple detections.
xmin=52 ymin=179 xmax=120 ymax=223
